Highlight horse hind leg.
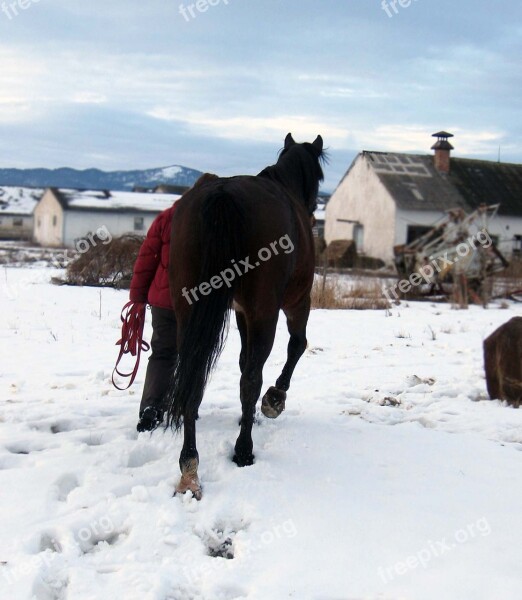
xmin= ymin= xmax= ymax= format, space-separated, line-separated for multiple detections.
xmin=261 ymin=300 xmax=310 ymax=419
xmin=174 ymin=416 xmax=202 ymax=500
xmin=235 ymin=309 xmax=247 ymax=375
xmin=234 ymin=316 xmax=278 ymax=467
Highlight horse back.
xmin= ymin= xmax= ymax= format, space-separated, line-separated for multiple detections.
xmin=170 ymin=174 xmax=314 ymax=316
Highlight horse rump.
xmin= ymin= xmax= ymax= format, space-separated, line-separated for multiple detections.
xmin=164 ymin=186 xmax=247 ymax=430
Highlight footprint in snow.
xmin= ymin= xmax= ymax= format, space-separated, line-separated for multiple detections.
xmin=38 ymin=532 xmax=63 ymax=554
xmin=73 ymin=523 xmax=129 ymax=555
xmin=49 ymin=474 xmax=80 ymax=502
xmin=50 ymin=420 xmax=90 ymax=434
xmin=194 ymin=518 xmax=251 ymax=561
xmin=32 ymin=573 xmax=69 ymax=600
xmin=5 ymin=441 xmax=45 ymax=455
xmin=29 ymin=419 xmax=91 ymax=434
xmin=80 ymin=433 xmax=105 ymax=446
xmin=31 ymin=555 xmax=69 ymax=600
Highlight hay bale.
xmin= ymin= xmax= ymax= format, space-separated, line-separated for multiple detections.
xmin=323 ymin=240 xmax=357 ymax=268
xmin=484 ymin=316 xmax=522 ymax=407
xmin=354 ymin=255 xmax=386 ymax=270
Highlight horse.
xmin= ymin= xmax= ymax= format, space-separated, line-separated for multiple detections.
xmin=164 ymin=133 xmax=325 ymax=499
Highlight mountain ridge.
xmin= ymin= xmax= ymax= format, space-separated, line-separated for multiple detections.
xmin=0 ymin=165 xmax=203 ymax=192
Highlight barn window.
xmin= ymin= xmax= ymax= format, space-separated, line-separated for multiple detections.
xmin=353 ymin=224 xmax=364 ymax=252
xmin=13 ymin=218 xmax=23 ymax=227
xmin=52 ymin=215 xmax=57 ymax=227
xmin=134 ymin=216 xmax=145 ymax=231
xmin=512 ymin=235 xmax=522 ymax=256
xmin=407 ymin=225 xmax=432 ymax=244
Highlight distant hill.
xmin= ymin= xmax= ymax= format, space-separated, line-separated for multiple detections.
xmin=0 ymin=165 xmax=203 ymax=192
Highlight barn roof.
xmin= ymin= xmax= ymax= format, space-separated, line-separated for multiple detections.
xmin=448 ymin=158 xmax=522 ymax=217
xmin=50 ymin=188 xmax=180 ymax=213
xmin=362 ymin=152 xmax=522 ymax=216
xmin=0 ymin=186 xmax=45 ymax=216
xmin=363 ymin=152 xmax=468 ymax=212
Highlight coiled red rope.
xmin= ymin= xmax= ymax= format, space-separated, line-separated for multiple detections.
xmin=112 ymin=301 xmax=150 ymax=390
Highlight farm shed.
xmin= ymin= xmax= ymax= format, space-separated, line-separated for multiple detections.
xmin=33 ymin=188 xmax=180 ymax=247
xmin=326 ymin=132 xmax=522 ymax=265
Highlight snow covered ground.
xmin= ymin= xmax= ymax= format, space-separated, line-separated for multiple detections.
xmin=1 ymin=267 xmax=522 ymax=600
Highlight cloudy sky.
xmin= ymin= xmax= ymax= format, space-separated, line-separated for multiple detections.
xmin=0 ymin=0 xmax=520 ymax=190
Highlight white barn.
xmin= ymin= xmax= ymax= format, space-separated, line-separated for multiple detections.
xmin=0 ymin=187 xmax=44 ymax=241
xmin=325 ymin=132 xmax=522 ymax=265
xmin=34 ymin=188 xmax=181 ymax=247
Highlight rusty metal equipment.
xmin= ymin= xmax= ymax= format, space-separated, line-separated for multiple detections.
xmin=393 ymin=204 xmax=509 ymax=303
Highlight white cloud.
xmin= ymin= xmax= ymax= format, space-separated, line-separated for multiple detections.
xmin=71 ymin=92 xmax=107 ymax=105
xmin=349 ymin=124 xmax=507 ymax=157
xmin=147 ymin=109 xmax=351 ymax=145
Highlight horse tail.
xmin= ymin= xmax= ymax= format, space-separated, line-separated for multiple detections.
xmin=165 ymin=186 xmax=246 ymax=431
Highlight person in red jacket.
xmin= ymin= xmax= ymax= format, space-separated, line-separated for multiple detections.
xmin=131 ymin=203 xmax=178 ymax=432
xmin=131 ymin=173 xmax=218 ymax=432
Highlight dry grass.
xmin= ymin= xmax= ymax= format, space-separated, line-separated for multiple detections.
xmin=311 ymin=275 xmax=389 ymax=310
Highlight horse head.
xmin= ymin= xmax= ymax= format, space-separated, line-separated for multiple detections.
xmin=277 ymin=133 xmax=326 ymax=215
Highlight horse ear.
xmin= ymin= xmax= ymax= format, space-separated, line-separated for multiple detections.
xmin=312 ymin=135 xmax=323 ymax=153
xmin=284 ymin=133 xmax=296 ymax=149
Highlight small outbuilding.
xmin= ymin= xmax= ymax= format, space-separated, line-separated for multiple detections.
xmin=0 ymin=186 xmax=45 ymax=241
xmin=34 ymin=188 xmax=181 ymax=247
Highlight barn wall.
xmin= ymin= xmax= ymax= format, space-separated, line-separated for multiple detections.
xmin=63 ymin=212 xmax=158 ymax=247
xmin=0 ymin=215 xmax=33 ymax=240
xmin=325 ymin=154 xmax=397 ymax=263
xmin=34 ymin=191 xmax=64 ymax=247
xmin=486 ymin=215 xmax=522 ymax=257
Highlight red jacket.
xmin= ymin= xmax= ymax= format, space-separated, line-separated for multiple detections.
xmin=129 ymin=205 xmax=176 ymax=309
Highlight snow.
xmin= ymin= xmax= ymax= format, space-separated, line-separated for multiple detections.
xmin=0 ymin=187 xmax=45 ymax=216
xmin=1 ymin=267 xmax=522 ymax=599
xmin=157 ymin=167 xmax=183 ymax=179
xmin=58 ymin=189 xmax=181 ymax=212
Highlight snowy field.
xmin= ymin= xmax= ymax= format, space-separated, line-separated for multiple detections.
xmin=1 ymin=267 xmax=522 ymax=600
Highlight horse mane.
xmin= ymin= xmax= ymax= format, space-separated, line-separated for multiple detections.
xmin=258 ymin=142 xmax=327 ymax=215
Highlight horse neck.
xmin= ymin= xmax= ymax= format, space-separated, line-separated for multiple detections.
xmin=258 ymin=161 xmax=315 ymax=213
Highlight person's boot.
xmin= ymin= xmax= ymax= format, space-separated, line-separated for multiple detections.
xmin=136 ymin=406 xmax=164 ymax=432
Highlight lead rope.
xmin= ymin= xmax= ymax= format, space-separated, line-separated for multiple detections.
xmin=112 ymin=301 xmax=150 ymax=390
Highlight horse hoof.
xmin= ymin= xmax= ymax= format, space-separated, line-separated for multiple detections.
xmin=174 ymin=487 xmax=203 ymax=501
xmin=261 ymin=387 xmax=286 ymax=419
xmin=175 ymin=458 xmax=202 ymax=500
xmin=232 ymin=453 xmax=255 ymax=467
xmin=136 ymin=406 xmax=164 ymax=432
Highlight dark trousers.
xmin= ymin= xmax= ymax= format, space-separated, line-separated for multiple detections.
xmin=139 ymin=306 xmax=177 ymax=416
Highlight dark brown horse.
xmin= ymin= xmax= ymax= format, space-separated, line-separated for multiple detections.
xmin=165 ymin=133 xmax=325 ymax=499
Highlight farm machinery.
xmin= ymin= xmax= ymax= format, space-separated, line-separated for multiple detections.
xmin=393 ymin=204 xmax=509 ymax=305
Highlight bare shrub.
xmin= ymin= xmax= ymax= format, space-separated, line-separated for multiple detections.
xmin=311 ymin=275 xmax=389 ymax=310
xmin=62 ymin=234 xmax=144 ymax=288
